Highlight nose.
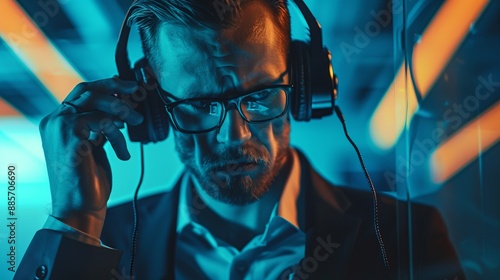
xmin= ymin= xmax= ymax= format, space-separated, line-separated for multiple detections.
xmin=216 ymin=108 xmax=251 ymax=144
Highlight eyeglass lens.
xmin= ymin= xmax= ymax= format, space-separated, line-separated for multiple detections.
xmin=171 ymin=87 xmax=287 ymax=132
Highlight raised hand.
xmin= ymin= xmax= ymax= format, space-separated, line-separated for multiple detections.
xmin=39 ymin=77 xmax=143 ymax=238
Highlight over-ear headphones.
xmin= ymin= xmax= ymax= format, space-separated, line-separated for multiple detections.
xmin=116 ymin=0 xmax=338 ymax=144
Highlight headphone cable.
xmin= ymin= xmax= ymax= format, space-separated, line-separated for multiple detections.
xmin=129 ymin=143 xmax=145 ymax=279
xmin=334 ymin=105 xmax=391 ymax=272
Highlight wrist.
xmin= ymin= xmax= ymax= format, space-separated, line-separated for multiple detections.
xmin=51 ymin=211 xmax=106 ymax=239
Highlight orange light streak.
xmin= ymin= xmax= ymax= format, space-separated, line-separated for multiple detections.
xmin=413 ymin=0 xmax=489 ymax=94
xmin=431 ymin=101 xmax=500 ymax=183
xmin=0 ymin=99 xmax=20 ymax=116
xmin=370 ymin=0 xmax=489 ymax=150
xmin=369 ymin=64 xmax=418 ymax=150
xmin=0 ymin=0 xmax=84 ymax=102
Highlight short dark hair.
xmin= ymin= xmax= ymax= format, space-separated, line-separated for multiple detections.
xmin=128 ymin=0 xmax=290 ymax=70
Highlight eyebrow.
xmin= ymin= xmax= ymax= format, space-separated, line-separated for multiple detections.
xmin=164 ymin=70 xmax=289 ymax=101
xmin=163 ymin=84 xmax=269 ymax=102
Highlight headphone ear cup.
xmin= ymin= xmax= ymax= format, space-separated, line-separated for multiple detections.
xmin=128 ymin=58 xmax=170 ymax=143
xmin=142 ymin=82 xmax=169 ymax=143
xmin=290 ymin=40 xmax=312 ymax=121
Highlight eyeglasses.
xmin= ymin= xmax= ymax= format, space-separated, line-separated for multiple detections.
xmin=157 ymin=85 xmax=293 ymax=134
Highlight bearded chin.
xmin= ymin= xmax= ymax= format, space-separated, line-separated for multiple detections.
xmin=197 ymin=164 xmax=277 ymax=205
xmin=177 ymin=145 xmax=287 ymax=205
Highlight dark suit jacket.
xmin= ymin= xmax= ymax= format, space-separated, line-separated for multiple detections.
xmin=15 ymin=151 xmax=465 ymax=280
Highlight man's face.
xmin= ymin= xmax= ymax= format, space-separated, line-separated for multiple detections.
xmin=154 ymin=2 xmax=290 ymax=205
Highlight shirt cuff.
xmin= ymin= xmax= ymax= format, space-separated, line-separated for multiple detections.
xmin=43 ymin=215 xmax=103 ymax=247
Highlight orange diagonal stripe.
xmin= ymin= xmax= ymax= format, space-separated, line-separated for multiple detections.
xmin=370 ymin=0 xmax=489 ymax=150
xmin=431 ymin=101 xmax=500 ymax=183
xmin=0 ymin=99 xmax=20 ymax=116
xmin=413 ymin=0 xmax=489 ymax=94
xmin=0 ymin=0 xmax=84 ymax=102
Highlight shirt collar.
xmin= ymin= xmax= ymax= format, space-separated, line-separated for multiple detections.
xmin=176 ymin=172 xmax=198 ymax=234
xmin=277 ymin=148 xmax=301 ymax=228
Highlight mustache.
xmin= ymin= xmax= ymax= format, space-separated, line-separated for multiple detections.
xmin=201 ymin=142 xmax=270 ymax=171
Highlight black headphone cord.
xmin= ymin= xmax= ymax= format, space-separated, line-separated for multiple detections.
xmin=334 ymin=105 xmax=391 ymax=273
xmin=129 ymin=143 xmax=145 ymax=279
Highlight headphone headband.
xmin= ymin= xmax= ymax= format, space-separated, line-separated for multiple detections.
xmin=116 ymin=5 xmax=137 ymax=81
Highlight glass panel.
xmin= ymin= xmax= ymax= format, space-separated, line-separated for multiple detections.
xmin=402 ymin=1 xmax=500 ymax=279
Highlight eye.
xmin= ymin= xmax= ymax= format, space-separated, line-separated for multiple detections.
xmin=246 ymin=101 xmax=270 ymax=112
xmin=248 ymin=89 xmax=273 ymax=101
xmin=190 ymin=100 xmax=210 ymax=108
xmin=188 ymin=101 xmax=221 ymax=115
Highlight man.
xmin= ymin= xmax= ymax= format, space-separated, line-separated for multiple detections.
xmin=15 ymin=0 xmax=465 ymax=279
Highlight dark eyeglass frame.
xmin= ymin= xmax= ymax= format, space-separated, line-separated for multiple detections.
xmin=156 ymin=84 xmax=293 ymax=134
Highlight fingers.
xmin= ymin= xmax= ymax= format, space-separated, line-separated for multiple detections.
xmin=87 ymin=76 xmax=139 ymax=95
xmin=61 ymin=77 xmax=145 ymax=126
xmin=64 ymin=77 xmax=138 ymax=102
xmin=74 ymin=112 xmax=130 ymax=160
xmin=79 ymin=94 xmax=143 ymax=125
xmin=114 ymin=120 xmax=125 ymax=129
xmin=49 ymin=77 xmax=153 ymax=161
xmin=96 ymin=120 xmax=129 ymax=161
